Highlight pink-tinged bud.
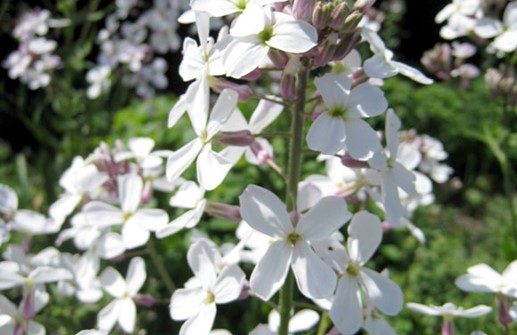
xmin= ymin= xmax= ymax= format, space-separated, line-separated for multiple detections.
xmin=281 ymin=74 xmax=297 ymax=100
xmin=242 ymin=69 xmax=262 ymax=81
xmin=212 ymin=78 xmax=253 ymax=102
xmin=333 ymin=32 xmax=361 ymax=61
xmin=217 ymin=130 xmax=255 ymax=147
xmin=238 ymin=280 xmax=251 ymax=300
xmin=343 ymin=11 xmax=363 ymax=33
xmin=135 ymin=294 xmax=156 ymax=307
xmin=21 ymin=289 xmax=35 ymax=320
xmin=141 ymin=180 xmax=153 ymax=204
xmin=326 ymin=327 xmax=340 ymax=335
xmin=273 ymin=2 xmax=287 ymax=11
xmin=441 ymin=319 xmax=454 ymax=335
xmin=205 ymin=201 xmax=241 ymax=222
xmin=312 ymin=2 xmax=331 ymax=30
xmin=353 ymin=0 xmax=376 ymax=13
xmin=293 ymin=0 xmax=315 ymax=21
xmin=330 ymin=2 xmax=350 ymax=30
xmin=314 ymin=40 xmax=337 ymax=68
xmin=348 ymin=68 xmax=369 ymax=88
xmin=290 ymin=210 xmax=301 ymax=226
xmin=341 ymin=154 xmax=369 ymax=168
xmin=250 ymin=140 xmax=273 ymax=165
xmin=498 ymin=295 xmax=512 ymax=328
xmin=269 ymin=49 xmax=289 ymax=68
xmin=381 ymin=220 xmax=393 ymax=233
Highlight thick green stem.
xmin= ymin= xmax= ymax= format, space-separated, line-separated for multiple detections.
xmin=278 ymin=58 xmax=309 ymax=335
xmin=146 ymin=239 xmax=175 ymax=293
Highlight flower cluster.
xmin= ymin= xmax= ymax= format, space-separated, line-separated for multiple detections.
xmin=3 ymin=9 xmax=69 ymax=90
xmin=87 ymin=0 xmax=190 ymax=99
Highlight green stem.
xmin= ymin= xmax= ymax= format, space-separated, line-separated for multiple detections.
xmin=278 ymin=57 xmax=309 ymax=335
xmin=316 ymin=311 xmax=330 ymax=335
xmin=146 ymin=239 xmax=175 ymax=293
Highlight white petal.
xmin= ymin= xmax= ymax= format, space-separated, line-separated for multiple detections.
xmin=392 ymin=60 xmax=434 ymax=85
xmin=31 ymin=266 xmax=73 ymax=283
xmin=292 ymin=240 xmax=336 ymax=299
xmin=83 ymin=201 xmax=123 ymax=227
xmin=97 ymin=300 xmax=120 ymax=332
xmin=393 ymin=163 xmax=417 ymax=196
xmin=267 ymin=20 xmax=317 ymax=53
xmin=197 ymin=146 xmax=233 ymax=191
xmin=122 ymin=219 xmax=150 ymax=249
xmin=249 ymin=99 xmax=283 ymax=133
xmin=49 ymin=194 xmax=82 ymax=219
xmin=206 ymin=89 xmax=238 ymax=138
xmin=239 ymin=185 xmax=292 ymax=238
xmin=348 ymin=211 xmax=382 ymax=264
xmin=359 ymin=268 xmax=403 ymax=315
xmin=348 ymin=83 xmax=388 ymax=118
xmin=230 ymin=3 xmax=266 ymax=36
xmin=250 ymin=240 xmax=292 ymax=301
xmin=381 ymin=171 xmax=404 ymax=227
xmin=191 ymin=0 xmax=240 ymax=17
xmin=170 ymin=286 xmax=205 ymax=321
xmin=0 ymin=185 xmax=17 ymax=214
xmin=223 ymin=37 xmax=269 ymax=78
xmin=330 ymin=276 xmax=363 ymax=335
xmin=170 ymin=181 xmax=205 ymax=209
xmin=473 ymin=18 xmax=503 ymax=38
xmin=385 ymin=109 xmax=401 ymax=159
xmin=188 ymin=240 xmax=219 ymax=289
xmin=117 ymin=298 xmax=137 ymax=333
xmin=364 ymin=54 xmax=397 ymax=79
xmin=97 ymin=232 xmax=126 ymax=259
xmin=314 ymin=74 xmax=351 ymax=108
xmin=456 ymin=305 xmax=492 ymax=318
xmin=344 ymin=119 xmax=382 ymax=160
xmin=406 ymin=302 xmax=442 ymax=316
xmin=179 ymin=303 xmax=217 ymax=335
xmin=0 ymin=295 xmax=18 ymax=315
xmin=119 ymin=174 xmax=143 ymax=213
xmin=296 ymin=197 xmax=351 ymax=241
xmin=492 ymin=30 xmax=517 ymax=53
xmin=169 ymin=94 xmax=187 ymax=128
xmin=126 ymin=257 xmax=146 ymax=296
xmin=288 ymin=309 xmax=320 ymax=332
xmin=166 ymin=139 xmax=203 ymax=182
xmin=214 ymin=264 xmax=245 ymax=304
xmin=100 ymin=267 xmax=126 ymax=298
xmin=307 ymin=113 xmax=346 ymax=155
xmin=130 ymin=209 xmax=168 ymax=231
xmin=186 ymin=78 xmax=210 ymax=135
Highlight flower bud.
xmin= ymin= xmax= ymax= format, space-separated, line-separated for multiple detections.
xmin=242 ymin=69 xmax=262 ymax=81
xmin=343 ymin=11 xmax=363 ymax=33
xmin=498 ymin=295 xmax=511 ymax=329
xmin=312 ymin=2 xmax=331 ymax=30
xmin=269 ymin=49 xmax=289 ymax=68
xmin=212 ymin=77 xmax=253 ymax=102
xmin=21 ymin=289 xmax=35 ymax=320
xmin=281 ymin=74 xmax=297 ymax=100
xmin=441 ymin=318 xmax=454 ymax=335
xmin=205 ymin=201 xmax=241 ymax=222
xmin=250 ymin=140 xmax=273 ymax=165
xmin=289 ymin=210 xmax=301 ymax=226
xmin=333 ymin=32 xmax=361 ymax=61
xmin=330 ymin=2 xmax=350 ymax=30
xmin=353 ymin=0 xmax=376 ymax=13
xmin=141 ymin=180 xmax=153 ymax=204
xmin=313 ymin=39 xmax=337 ymax=68
xmin=135 ymin=293 xmax=156 ymax=307
xmin=216 ymin=130 xmax=255 ymax=147
xmin=341 ymin=154 xmax=369 ymax=168
xmin=292 ymin=0 xmax=315 ymax=21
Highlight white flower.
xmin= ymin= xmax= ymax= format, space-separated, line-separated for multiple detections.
xmin=115 ymin=137 xmax=171 ymax=170
xmin=223 ymin=3 xmax=317 ymax=78
xmin=455 ymin=261 xmax=517 ymax=298
xmin=329 ymin=211 xmax=403 ymax=335
xmin=157 ymin=181 xmax=206 ymax=238
xmin=0 ymin=291 xmax=48 ymax=335
xmin=97 ymin=257 xmax=146 ymax=333
xmin=86 ymin=65 xmax=111 ymax=99
xmin=170 ymin=240 xmax=245 ymax=335
xmin=369 ymin=109 xmax=417 ymax=228
xmin=362 ymin=28 xmax=434 ymax=85
xmin=249 ymin=309 xmax=319 ymax=335
xmin=407 ymin=302 xmax=492 ymax=318
xmin=239 ymin=185 xmax=351 ymax=300
xmin=307 ymin=73 xmax=386 ymax=159
xmin=191 ymin=0 xmax=286 ymax=18
xmin=166 ymin=89 xmax=238 ymax=190
xmin=435 ymin=0 xmax=481 ymax=24
xmin=474 ymin=2 xmax=517 ymax=53
xmin=83 ymin=174 xmax=168 ymax=249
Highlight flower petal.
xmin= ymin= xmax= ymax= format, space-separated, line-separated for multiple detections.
xmin=197 ymin=146 xmax=233 ymax=191
xmin=214 ymin=264 xmax=245 ymax=304
xmin=348 ymin=211 xmax=382 ymax=264
xmin=307 ymin=113 xmax=346 ymax=155
xmin=126 ymin=257 xmax=146 ymax=296
xmin=100 ymin=267 xmax=126 ymax=298
xmin=166 ymin=139 xmax=204 ymax=182
xmin=239 ymin=185 xmax=292 ymax=238
xmin=292 ymin=240 xmax=336 ymax=299
xmin=250 ymin=240 xmax=292 ymax=301
xmin=170 ymin=286 xmax=205 ymax=321
xmin=179 ymin=303 xmax=217 ymax=335
xmin=359 ymin=267 xmax=403 ymax=315
xmin=330 ymin=276 xmax=363 ymax=335
xmin=296 ymin=197 xmax=351 ymax=241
